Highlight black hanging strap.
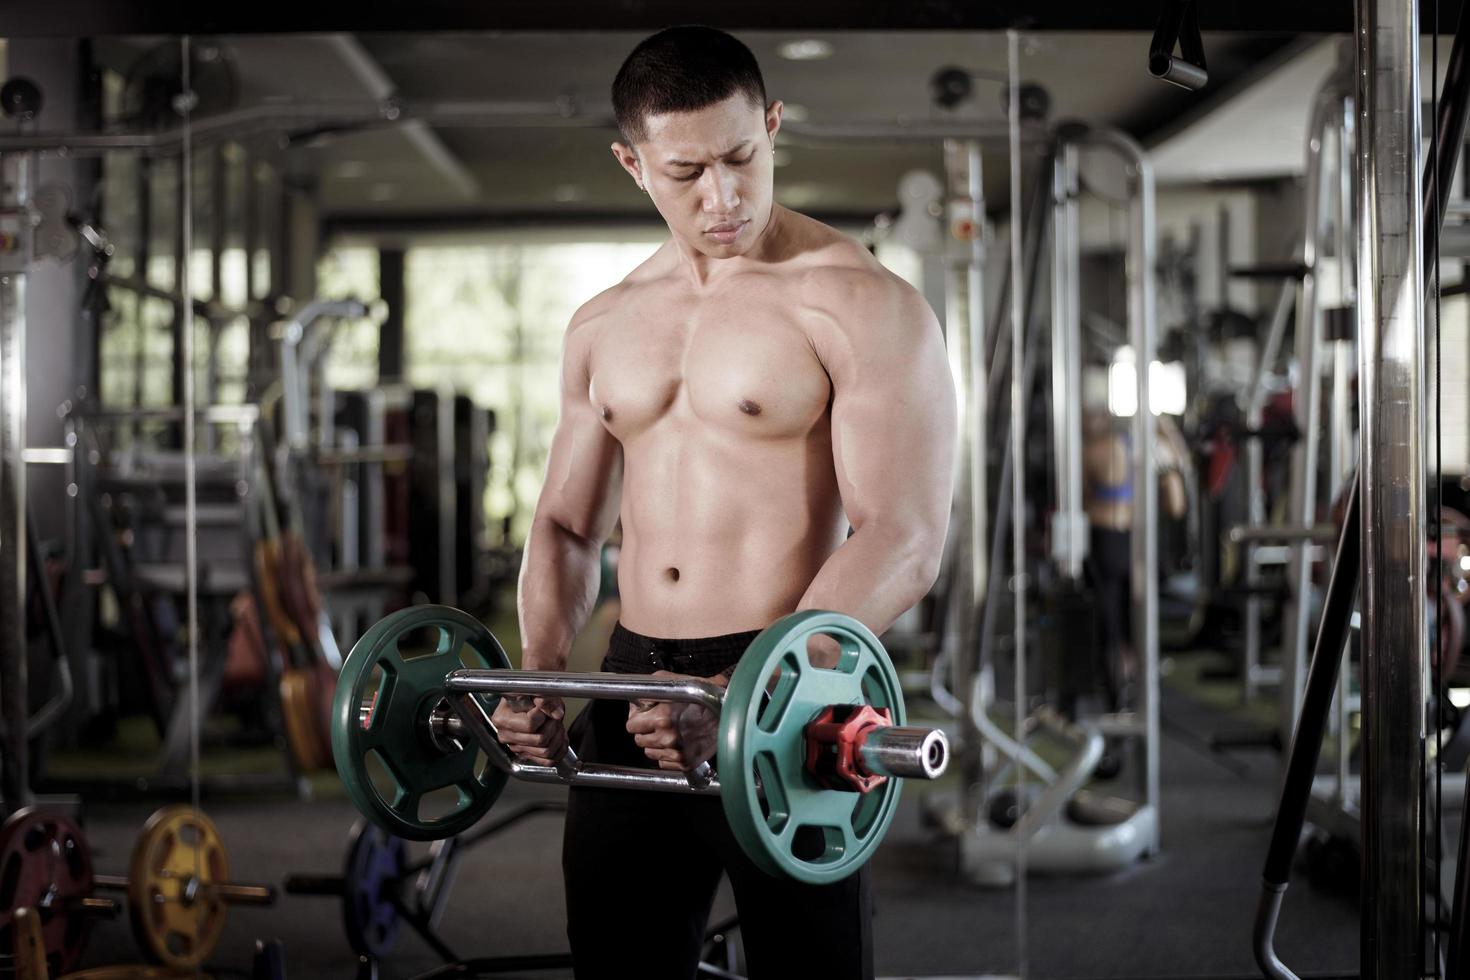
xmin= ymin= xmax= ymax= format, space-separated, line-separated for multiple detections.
xmin=1149 ymin=0 xmax=1209 ymax=91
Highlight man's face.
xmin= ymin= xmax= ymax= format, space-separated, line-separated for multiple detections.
xmin=613 ymin=94 xmax=782 ymax=258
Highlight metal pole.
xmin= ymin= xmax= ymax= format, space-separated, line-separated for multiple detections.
xmin=1356 ymin=0 xmax=1427 ymax=971
xmin=1242 ymin=283 xmax=1297 ymax=702
xmin=1088 ymin=128 xmax=1160 ymax=853
xmin=1005 ymin=28 xmax=1028 ymax=969
xmin=1131 ymin=140 xmax=1161 ymax=855
xmin=1280 ymin=80 xmax=1346 ymax=748
xmin=1330 ymin=103 xmax=1359 ymax=811
xmin=967 ymin=141 xmax=987 ymax=613
xmin=941 ymin=138 xmax=985 ymax=826
xmin=1049 ymin=142 xmax=1086 ymax=582
xmin=0 ymin=152 xmax=31 ymax=813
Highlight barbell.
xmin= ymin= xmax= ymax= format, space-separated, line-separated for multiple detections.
xmin=331 ymin=606 xmax=948 ymax=884
xmin=0 ymin=805 xmax=274 ymax=975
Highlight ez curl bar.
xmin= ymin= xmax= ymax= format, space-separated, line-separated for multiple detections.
xmin=332 ymin=606 xmax=948 ymax=884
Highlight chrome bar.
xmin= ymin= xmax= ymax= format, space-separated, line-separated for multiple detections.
xmin=1088 ymin=127 xmax=1162 ymax=855
xmin=444 ymin=668 xmax=727 ymax=713
xmin=1050 ymin=142 xmax=1087 ymax=581
xmin=1228 ymin=524 xmax=1339 ymax=545
xmin=1281 ymin=74 xmax=1350 ymax=750
xmin=1356 ymin=0 xmax=1427 ymax=970
xmin=1329 ymin=91 xmax=1360 ymax=819
xmin=0 ymin=151 xmax=31 ymax=812
xmin=72 ymin=404 xmax=261 ymax=426
xmin=21 ymin=448 xmax=71 ymax=465
xmin=1010 ymin=707 xmax=1105 ymax=842
xmin=1242 ymin=283 xmax=1299 ymax=703
xmin=447 ymin=691 xmax=721 ymax=795
xmin=858 ymin=725 xmax=949 ymax=780
xmin=280 ymin=299 xmax=370 ymax=452
xmin=941 ymin=137 xmax=985 ymax=828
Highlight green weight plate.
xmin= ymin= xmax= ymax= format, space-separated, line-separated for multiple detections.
xmin=718 ymin=610 xmax=906 ymax=885
xmin=332 ymin=605 xmax=511 ymax=841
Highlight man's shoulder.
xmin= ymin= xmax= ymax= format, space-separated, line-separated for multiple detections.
xmin=794 ymin=247 xmax=931 ymax=333
xmin=776 ymin=214 xmax=915 ymax=306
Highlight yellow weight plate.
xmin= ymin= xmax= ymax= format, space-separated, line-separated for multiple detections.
xmin=280 ymin=671 xmax=328 ymax=771
xmin=125 ymin=807 xmax=229 ymax=970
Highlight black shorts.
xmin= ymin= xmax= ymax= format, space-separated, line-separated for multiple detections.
xmin=561 ymin=622 xmax=874 ymax=980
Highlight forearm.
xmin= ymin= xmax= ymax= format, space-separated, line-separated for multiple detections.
xmin=796 ymin=522 xmax=945 ymax=635
xmin=517 ymin=514 xmax=604 ymax=671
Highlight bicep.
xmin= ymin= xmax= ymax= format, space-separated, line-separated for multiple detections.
xmin=534 ymin=330 xmax=622 ymax=543
xmin=826 ymin=291 xmax=956 ymax=534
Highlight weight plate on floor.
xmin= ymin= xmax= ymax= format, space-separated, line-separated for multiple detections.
xmin=127 ymin=805 xmax=229 ymax=969
xmin=0 ymin=807 xmax=96 ymax=976
xmin=341 ymin=819 xmax=407 ymax=958
xmin=332 ymin=605 xmax=511 ymax=841
xmin=281 ymin=669 xmax=329 ymax=772
xmin=719 ymin=611 xmax=905 ymax=884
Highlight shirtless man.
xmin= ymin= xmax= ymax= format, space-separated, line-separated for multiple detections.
xmin=488 ymin=26 xmax=955 ymax=980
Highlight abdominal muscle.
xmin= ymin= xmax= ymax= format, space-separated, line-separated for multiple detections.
xmin=612 ymin=424 xmax=847 ymax=639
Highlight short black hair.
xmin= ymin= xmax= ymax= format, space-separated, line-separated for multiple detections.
xmin=612 ymin=26 xmax=767 ymax=145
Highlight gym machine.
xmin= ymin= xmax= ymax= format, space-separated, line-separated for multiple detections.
xmin=1256 ymin=0 xmax=1468 ymax=975
xmin=958 ymin=123 xmax=1163 ymax=884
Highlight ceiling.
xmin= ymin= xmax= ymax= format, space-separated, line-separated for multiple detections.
xmin=85 ymin=30 xmax=1302 ymax=231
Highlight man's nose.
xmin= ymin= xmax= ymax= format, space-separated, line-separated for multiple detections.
xmin=701 ymin=167 xmax=740 ymax=213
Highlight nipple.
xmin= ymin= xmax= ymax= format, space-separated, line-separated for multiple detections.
xmin=738 ymin=399 xmax=762 ymax=417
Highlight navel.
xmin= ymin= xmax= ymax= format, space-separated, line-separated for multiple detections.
xmin=738 ymin=399 xmax=762 ymax=417
xmin=666 ymin=567 xmax=681 ymax=583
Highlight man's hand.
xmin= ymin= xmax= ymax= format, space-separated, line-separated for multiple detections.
xmin=625 ymin=670 xmax=726 ymax=771
xmin=491 ymin=695 xmax=569 ymax=766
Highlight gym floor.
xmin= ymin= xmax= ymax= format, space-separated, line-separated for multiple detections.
xmin=59 ymin=656 xmax=1365 ymax=980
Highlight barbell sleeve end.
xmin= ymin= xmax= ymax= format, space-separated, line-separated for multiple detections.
xmin=859 ymin=726 xmax=950 ymax=780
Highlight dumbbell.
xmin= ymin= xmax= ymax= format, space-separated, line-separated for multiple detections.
xmin=0 ymin=806 xmax=275 ymax=975
xmin=332 ymin=606 xmax=948 ymax=884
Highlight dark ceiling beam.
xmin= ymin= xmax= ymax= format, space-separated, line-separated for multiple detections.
xmin=2 ymin=1 xmax=1462 ymax=38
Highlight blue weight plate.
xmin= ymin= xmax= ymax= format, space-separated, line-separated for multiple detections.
xmin=341 ymin=820 xmax=407 ymax=959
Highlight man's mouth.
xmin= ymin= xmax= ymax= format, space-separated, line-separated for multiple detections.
xmin=705 ymin=220 xmax=748 ymax=243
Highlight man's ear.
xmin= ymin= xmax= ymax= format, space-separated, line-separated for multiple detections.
xmin=611 ymin=141 xmax=644 ymax=189
xmin=765 ymin=100 xmax=784 ymax=146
